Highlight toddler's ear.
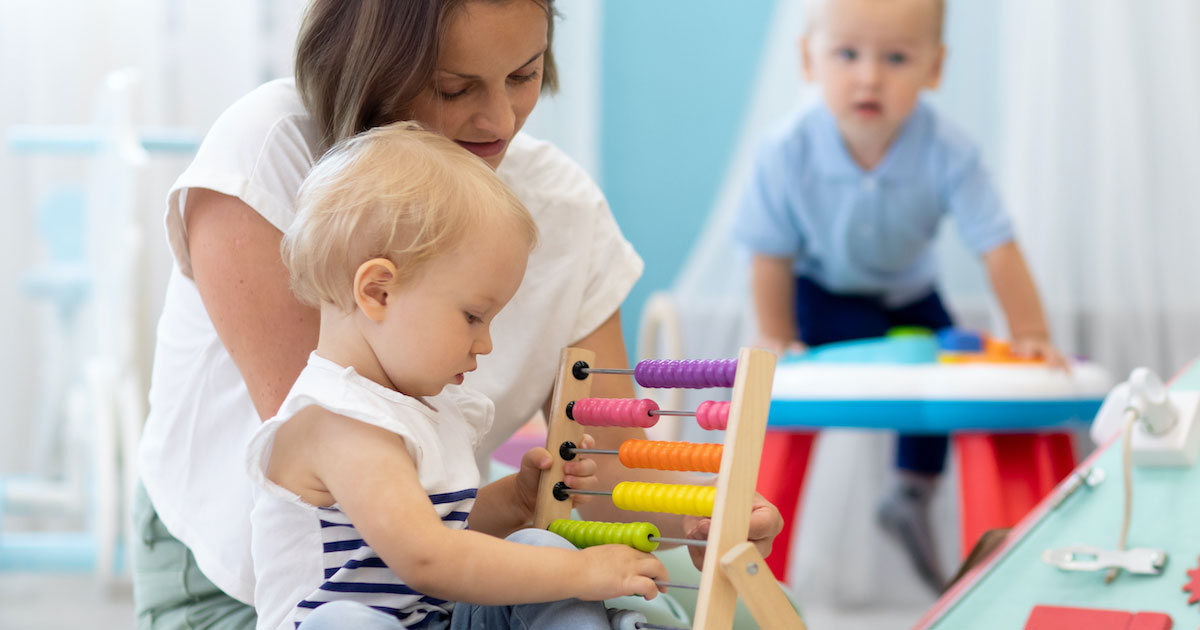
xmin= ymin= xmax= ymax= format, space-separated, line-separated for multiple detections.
xmin=926 ymin=43 xmax=947 ymax=90
xmin=798 ymin=36 xmax=816 ymax=82
xmin=353 ymin=258 xmax=398 ymax=322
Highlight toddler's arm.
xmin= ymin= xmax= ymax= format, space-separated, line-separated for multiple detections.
xmin=984 ymin=240 xmax=1067 ymax=368
xmin=751 ymin=254 xmax=807 ymax=354
xmin=268 ymin=409 xmax=668 ymax=604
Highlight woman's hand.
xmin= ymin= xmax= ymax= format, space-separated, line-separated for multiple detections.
xmin=681 ymin=492 xmax=784 ymax=569
xmin=514 ymin=434 xmax=599 ymax=517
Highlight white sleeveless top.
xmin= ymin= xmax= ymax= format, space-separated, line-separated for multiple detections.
xmin=246 ymin=353 xmax=490 ymax=630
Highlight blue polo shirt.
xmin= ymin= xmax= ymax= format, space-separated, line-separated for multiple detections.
xmin=732 ymin=100 xmax=1014 ymax=308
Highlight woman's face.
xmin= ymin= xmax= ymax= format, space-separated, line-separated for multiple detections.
xmin=409 ymin=0 xmax=548 ymax=170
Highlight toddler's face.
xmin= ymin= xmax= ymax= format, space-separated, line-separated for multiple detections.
xmin=802 ymin=0 xmax=943 ymax=147
xmin=371 ymin=218 xmax=530 ymax=398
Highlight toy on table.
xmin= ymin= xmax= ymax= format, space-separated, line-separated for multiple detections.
xmin=758 ymin=328 xmax=1114 ymax=579
xmin=532 ymin=347 xmax=804 ymax=630
xmin=770 ymin=328 xmax=1112 ymax=433
xmin=1184 ymin=556 xmax=1200 ymax=604
xmin=1023 ymin=604 xmax=1172 ymax=630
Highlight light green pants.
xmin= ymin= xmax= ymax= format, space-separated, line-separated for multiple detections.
xmin=132 ymin=482 xmax=257 ymax=630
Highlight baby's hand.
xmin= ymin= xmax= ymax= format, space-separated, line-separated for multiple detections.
xmin=577 ymin=544 xmax=669 ymax=601
xmin=1012 ymin=335 xmax=1069 ymax=371
xmin=515 ymin=434 xmax=599 ymax=514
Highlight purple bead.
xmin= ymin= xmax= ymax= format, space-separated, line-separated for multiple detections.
xmin=633 ymin=358 xmax=737 ymax=389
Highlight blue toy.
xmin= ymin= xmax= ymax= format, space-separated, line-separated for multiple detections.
xmin=769 ymin=329 xmax=1113 ymax=433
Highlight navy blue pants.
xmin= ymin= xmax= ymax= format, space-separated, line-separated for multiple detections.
xmin=794 ymin=276 xmax=951 ymax=475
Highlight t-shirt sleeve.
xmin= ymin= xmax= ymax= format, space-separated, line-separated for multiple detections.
xmin=731 ymin=140 xmax=806 ymax=259
xmin=570 ymin=180 xmax=645 ymax=343
xmin=163 ymin=86 xmax=316 ymax=278
xmin=944 ymin=147 xmax=1015 ymax=255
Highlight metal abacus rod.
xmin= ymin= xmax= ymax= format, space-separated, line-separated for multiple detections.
xmin=655 ymin=580 xmax=701 ymax=590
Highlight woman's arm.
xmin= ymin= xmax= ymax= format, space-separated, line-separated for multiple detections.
xmin=983 ymin=240 xmax=1066 ymax=368
xmin=185 ymin=188 xmax=320 ymax=419
xmin=270 ymin=409 xmax=666 ymax=604
xmin=554 ymin=310 xmax=784 ymax=563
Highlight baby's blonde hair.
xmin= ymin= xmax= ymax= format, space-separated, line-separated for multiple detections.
xmin=282 ymin=120 xmax=538 ymax=312
xmin=805 ymin=0 xmax=945 ymax=42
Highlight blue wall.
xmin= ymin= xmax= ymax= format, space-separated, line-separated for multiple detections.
xmin=600 ymin=1 xmax=776 ymax=347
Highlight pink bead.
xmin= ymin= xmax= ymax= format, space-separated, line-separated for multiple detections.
xmin=695 ymin=400 xmax=730 ymax=430
xmin=571 ymin=398 xmax=659 ymax=428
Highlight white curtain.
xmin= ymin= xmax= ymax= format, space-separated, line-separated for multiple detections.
xmin=999 ymin=0 xmax=1200 ymax=380
xmin=661 ymin=0 xmax=1200 ymax=614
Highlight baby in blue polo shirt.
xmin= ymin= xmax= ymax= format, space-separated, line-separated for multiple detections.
xmin=733 ymin=0 xmax=1064 ymax=591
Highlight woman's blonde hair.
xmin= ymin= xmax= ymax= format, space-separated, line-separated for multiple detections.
xmin=295 ymin=0 xmax=558 ymax=151
xmin=282 ymin=121 xmax=538 ymax=311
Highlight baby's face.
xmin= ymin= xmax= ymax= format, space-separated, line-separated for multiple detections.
xmin=371 ymin=218 xmax=530 ymax=399
xmin=802 ymin=0 xmax=943 ymax=147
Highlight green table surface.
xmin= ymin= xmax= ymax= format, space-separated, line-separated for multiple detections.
xmin=921 ymin=359 xmax=1200 ymax=629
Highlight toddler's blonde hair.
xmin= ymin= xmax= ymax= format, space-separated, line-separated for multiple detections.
xmin=282 ymin=120 xmax=538 ymax=311
xmin=805 ymin=0 xmax=945 ymax=41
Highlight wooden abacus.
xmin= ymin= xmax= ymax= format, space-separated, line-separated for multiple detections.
xmin=532 ymin=347 xmax=805 ymax=630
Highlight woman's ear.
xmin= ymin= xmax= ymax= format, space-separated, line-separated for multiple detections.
xmin=353 ymin=258 xmax=398 ymax=322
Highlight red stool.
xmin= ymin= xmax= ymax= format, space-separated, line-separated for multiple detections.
xmin=955 ymin=432 xmax=1076 ymax=558
xmin=755 ymin=429 xmax=1077 ymax=580
xmin=756 ymin=429 xmax=817 ymax=580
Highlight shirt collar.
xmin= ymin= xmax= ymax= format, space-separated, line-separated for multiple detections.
xmin=808 ymin=100 xmax=929 ymax=181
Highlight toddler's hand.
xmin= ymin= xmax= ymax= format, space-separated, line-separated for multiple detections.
xmin=578 ymin=544 xmax=669 ymax=601
xmin=1012 ymin=335 xmax=1069 ymax=371
xmin=515 ymin=434 xmax=599 ymax=515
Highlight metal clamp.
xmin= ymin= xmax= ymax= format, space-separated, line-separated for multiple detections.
xmin=1049 ymin=466 xmax=1106 ymax=510
xmin=1042 ymin=545 xmax=1167 ymax=575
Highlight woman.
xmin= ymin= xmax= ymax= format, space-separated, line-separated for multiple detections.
xmin=134 ymin=1 xmax=783 ymax=626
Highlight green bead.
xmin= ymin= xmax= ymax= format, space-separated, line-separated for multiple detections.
xmin=548 ymin=519 xmax=661 ymax=552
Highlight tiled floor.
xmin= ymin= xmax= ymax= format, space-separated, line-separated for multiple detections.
xmin=0 ymin=572 xmax=931 ymax=630
xmin=0 ymin=574 xmax=134 ymax=630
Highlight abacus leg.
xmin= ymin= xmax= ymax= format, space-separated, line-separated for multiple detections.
xmin=719 ymin=542 xmax=805 ymax=630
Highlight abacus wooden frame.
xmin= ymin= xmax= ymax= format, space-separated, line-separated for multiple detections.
xmin=533 ymin=347 xmax=804 ymax=630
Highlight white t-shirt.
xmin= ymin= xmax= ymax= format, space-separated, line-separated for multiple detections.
xmin=247 ymin=353 xmax=489 ymax=630
xmin=139 ymin=78 xmax=643 ymax=605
